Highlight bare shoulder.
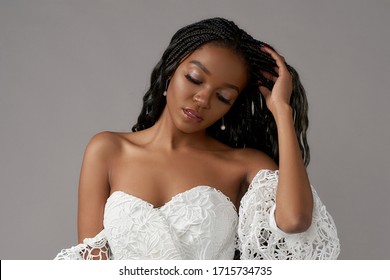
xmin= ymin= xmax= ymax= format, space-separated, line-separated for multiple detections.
xmin=77 ymin=131 xmax=125 ymax=242
xmin=85 ymin=131 xmax=123 ymax=158
xmin=234 ymin=147 xmax=278 ymax=184
xmin=84 ymin=130 xmax=146 ymax=163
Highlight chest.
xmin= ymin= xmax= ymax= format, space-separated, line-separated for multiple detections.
xmin=108 ymin=149 xmax=246 ymax=209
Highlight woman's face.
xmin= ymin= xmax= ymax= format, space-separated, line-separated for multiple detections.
xmin=166 ymin=43 xmax=248 ymax=134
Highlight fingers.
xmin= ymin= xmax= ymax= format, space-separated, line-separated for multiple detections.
xmin=258 ymin=84 xmax=271 ymax=99
xmin=261 ymin=45 xmax=285 ymax=64
xmin=261 ymin=45 xmax=289 ymax=73
xmin=260 ymin=70 xmax=276 ymax=82
xmin=260 ymin=45 xmax=291 ymax=82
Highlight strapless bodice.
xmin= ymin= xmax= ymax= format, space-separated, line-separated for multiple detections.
xmin=54 ymin=169 xmax=341 ymax=260
xmin=103 ymin=186 xmax=238 ymax=259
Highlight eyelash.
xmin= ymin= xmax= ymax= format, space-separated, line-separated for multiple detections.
xmin=185 ymin=74 xmax=232 ymax=105
xmin=185 ymin=74 xmax=202 ymax=85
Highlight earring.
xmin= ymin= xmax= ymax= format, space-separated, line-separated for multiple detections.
xmin=220 ymin=117 xmax=226 ymax=130
xmin=163 ymin=79 xmax=169 ymax=96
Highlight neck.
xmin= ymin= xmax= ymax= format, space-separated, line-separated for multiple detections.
xmin=143 ymin=107 xmax=211 ymax=151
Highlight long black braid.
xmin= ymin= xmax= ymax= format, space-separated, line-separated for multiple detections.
xmin=132 ymin=17 xmax=310 ymax=167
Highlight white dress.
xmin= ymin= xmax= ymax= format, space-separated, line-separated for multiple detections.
xmin=54 ymin=169 xmax=340 ymax=260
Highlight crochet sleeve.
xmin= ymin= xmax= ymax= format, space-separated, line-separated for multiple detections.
xmin=54 ymin=229 xmax=111 ymax=260
xmin=236 ymin=169 xmax=340 ymax=260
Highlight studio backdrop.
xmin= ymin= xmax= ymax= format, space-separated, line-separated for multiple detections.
xmin=0 ymin=0 xmax=389 ymax=259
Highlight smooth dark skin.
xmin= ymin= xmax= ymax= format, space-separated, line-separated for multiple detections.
xmin=77 ymin=44 xmax=313 ymax=245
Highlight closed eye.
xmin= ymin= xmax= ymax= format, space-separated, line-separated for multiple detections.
xmin=217 ymin=93 xmax=232 ymax=105
xmin=186 ymin=74 xmax=232 ymax=105
xmin=185 ymin=74 xmax=202 ymax=85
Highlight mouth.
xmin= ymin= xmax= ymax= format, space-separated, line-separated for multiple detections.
xmin=182 ymin=108 xmax=203 ymax=123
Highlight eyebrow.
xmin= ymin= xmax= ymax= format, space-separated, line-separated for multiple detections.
xmin=189 ymin=60 xmax=240 ymax=93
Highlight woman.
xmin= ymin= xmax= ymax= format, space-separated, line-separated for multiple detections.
xmin=55 ymin=17 xmax=340 ymax=260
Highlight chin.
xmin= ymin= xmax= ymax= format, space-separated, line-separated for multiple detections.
xmin=175 ymin=122 xmax=208 ymax=134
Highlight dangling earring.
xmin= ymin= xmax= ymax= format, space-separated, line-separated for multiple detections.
xmin=220 ymin=117 xmax=226 ymax=130
xmin=163 ymin=79 xmax=169 ymax=96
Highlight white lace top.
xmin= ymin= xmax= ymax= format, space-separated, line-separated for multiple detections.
xmin=54 ymin=169 xmax=340 ymax=260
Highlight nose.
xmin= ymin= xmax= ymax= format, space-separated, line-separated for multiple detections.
xmin=193 ymin=90 xmax=211 ymax=109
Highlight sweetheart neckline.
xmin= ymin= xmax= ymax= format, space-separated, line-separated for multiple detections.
xmin=108 ymin=186 xmax=237 ymax=212
xmin=106 ymin=169 xmax=278 ymax=213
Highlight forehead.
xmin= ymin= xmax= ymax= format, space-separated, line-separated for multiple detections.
xmin=180 ymin=44 xmax=248 ymax=87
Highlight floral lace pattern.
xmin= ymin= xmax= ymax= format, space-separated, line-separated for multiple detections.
xmin=54 ymin=230 xmax=110 ymax=260
xmin=236 ymin=169 xmax=340 ymax=259
xmin=54 ymin=169 xmax=340 ymax=260
xmin=55 ymin=186 xmax=238 ymax=259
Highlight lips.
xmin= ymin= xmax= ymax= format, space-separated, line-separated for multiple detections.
xmin=182 ymin=108 xmax=203 ymax=122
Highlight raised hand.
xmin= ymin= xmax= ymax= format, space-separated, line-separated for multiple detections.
xmin=258 ymin=46 xmax=293 ymax=117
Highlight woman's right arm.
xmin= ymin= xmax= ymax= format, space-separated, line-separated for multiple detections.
xmin=77 ymin=131 xmax=118 ymax=243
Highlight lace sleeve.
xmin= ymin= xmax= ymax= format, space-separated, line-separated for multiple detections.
xmin=54 ymin=229 xmax=111 ymax=260
xmin=236 ymin=169 xmax=340 ymax=260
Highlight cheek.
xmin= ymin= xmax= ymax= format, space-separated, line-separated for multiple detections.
xmin=205 ymin=103 xmax=231 ymax=122
xmin=169 ymin=76 xmax=196 ymax=100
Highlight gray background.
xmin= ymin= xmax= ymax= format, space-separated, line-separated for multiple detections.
xmin=1 ymin=0 xmax=389 ymax=260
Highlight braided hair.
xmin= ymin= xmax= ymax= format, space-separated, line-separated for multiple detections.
xmin=132 ymin=17 xmax=310 ymax=167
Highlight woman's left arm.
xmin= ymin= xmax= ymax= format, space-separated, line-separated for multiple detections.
xmin=259 ymin=45 xmax=313 ymax=233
